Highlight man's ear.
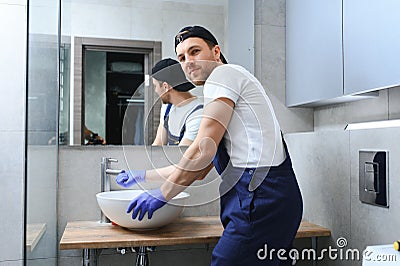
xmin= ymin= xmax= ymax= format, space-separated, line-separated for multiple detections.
xmin=213 ymin=45 xmax=221 ymax=61
xmin=163 ymin=82 xmax=172 ymax=92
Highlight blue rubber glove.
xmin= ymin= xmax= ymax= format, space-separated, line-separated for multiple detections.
xmin=126 ymin=189 xmax=167 ymax=221
xmin=115 ymin=170 xmax=146 ymax=188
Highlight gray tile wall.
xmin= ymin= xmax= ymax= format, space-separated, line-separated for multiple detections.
xmin=284 ymin=52 xmax=400 ymax=266
xmin=286 ymin=126 xmax=400 ymax=266
xmin=349 ymin=129 xmax=400 ymax=254
xmin=286 ymin=132 xmax=351 ymax=266
xmin=0 ymin=2 xmax=27 ymax=265
xmin=254 ymin=0 xmax=400 ymax=265
xmin=255 ymin=0 xmax=314 ymax=134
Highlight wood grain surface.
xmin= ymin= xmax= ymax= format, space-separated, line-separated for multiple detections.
xmin=296 ymin=221 xmax=331 ymax=238
xmin=26 ymin=223 xmax=47 ymax=252
xmin=60 ymin=216 xmax=330 ymax=250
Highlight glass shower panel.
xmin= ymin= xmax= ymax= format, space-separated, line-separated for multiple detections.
xmin=25 ymin=0 xmax=60 ymax=264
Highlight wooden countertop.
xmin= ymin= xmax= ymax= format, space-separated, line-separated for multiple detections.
xmin=60 ymin=216 xmax=330 ymax=250
xmin=60 ymin=216 xmax=222 ymax=250
xmin=26 ymin=223 xmax=47 ymax=252
xmin=296 ymin=220 xmax=331 ymax=238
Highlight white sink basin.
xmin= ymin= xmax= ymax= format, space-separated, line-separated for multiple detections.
xmin=96 ymin=190 xmax=190 ymax=230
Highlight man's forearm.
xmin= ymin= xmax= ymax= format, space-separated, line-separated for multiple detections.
xmin=145 ymin=165 xmax=176 ymax=182
xmin=160 ymin=140 xmax=215 ymax=200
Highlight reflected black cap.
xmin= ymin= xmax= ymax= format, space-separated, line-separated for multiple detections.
xmin=151 ymin=58 xmax=195 ymax=92
xmin=174 ymin=25 xmax=228 ymax=64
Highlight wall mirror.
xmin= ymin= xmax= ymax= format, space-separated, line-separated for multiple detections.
xmin=71 ymin=37 xmax=161 ymax=145
xmin=60 ymin=0 xmax=253 ymax=146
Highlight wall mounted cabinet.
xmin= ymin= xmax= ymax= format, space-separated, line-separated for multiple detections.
xmin=343 ymin=0 xmax=400 ymax=95
xmin=286 ymin=0 xmax=399 ymax=107
xmin=286 ymin=0 xmax=343 ymax=107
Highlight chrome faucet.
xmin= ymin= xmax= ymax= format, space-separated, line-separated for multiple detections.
xmin=100 ymin=157 xmax=123 ymax=223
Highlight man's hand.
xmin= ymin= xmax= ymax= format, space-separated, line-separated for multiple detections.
xmin=126 ymin=189 xmax=167 ymax=220
xmin=115 ymin=170 xmax=146 ymax=188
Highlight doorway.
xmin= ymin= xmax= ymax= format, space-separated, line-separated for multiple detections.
xmin=106 ymin=52 xmax=145 ymax=145
xmin=72 ymin=37 xmax=162 ymax=145
xmin=84 ymin=50 xmax=145 ymax=145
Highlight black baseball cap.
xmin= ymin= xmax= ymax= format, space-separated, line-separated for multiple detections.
xmin=151 ymin=58 xmax=195 ymax=92
xmin=174 ymin=25 xmax=228 ymax=64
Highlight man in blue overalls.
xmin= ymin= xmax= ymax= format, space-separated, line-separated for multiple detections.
xmin=116 ymin=58 xmax=204 ymax=188
xmin=151 ymin=58 xmax=203 ymax=146
xmin=122 ymin=26 xmax=303 ymax=265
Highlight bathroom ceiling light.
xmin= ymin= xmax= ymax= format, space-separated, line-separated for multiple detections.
xmin=345 ymin=119 xmax=400 ymax=130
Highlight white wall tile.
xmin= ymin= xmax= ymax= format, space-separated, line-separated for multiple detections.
xmin=0 ymin=131 xmax=25 ymax=262
xmin=0 ymin=260 xmax=23 ymax=266
xmin=159 ymin=3 xmax=225 ymax=59
xmin=70 ymin=2 xmax=132 ymax=39
xmin=0 ymin=0 xmax=26 ymax=5
xmin=68 ymin=1 xmax=225 ymax=60
xmin=0 ymin=3 xmax=26 ymax=265
xmin=29 ymin=3 xmax=59 ymax=35
xmin=0 ymin=4 xmax=26 ymax=131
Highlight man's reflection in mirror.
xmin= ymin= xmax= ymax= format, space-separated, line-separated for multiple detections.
xmin=84 ymin=125 xmax=106 ymax=145
xmin=151 ymin=58 xmax=203 ymax=146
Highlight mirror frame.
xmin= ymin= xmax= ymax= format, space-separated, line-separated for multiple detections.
xmin=72 ymin=37 xmax=162 ymax=145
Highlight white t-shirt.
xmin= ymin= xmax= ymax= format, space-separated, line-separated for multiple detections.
xmin=165 ymin=97 xmax=203 ymax=142
xmin=203 ymin=64 xmax=286 ymax=168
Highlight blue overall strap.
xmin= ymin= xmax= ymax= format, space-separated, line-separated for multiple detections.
xmin=164 ymin=104 xmax=203 ymax=145
xmin=212 ymin=139 xmax=230 ymax=175
xmin=178 ymin=104 xmax=203 ymax=142
xmin=164 ymin=103 xmax=177 ymax=145
xmin=164 ymin=114 xmax=179 ymax=145
xmin=163 ymin=103 xmax=173 ymax=121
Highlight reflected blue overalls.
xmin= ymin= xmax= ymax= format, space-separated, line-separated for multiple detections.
xmin=211 ymin=136 xmax=303 ymax=266
xmin=163 ymin=103 xmax=203 ymax=145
